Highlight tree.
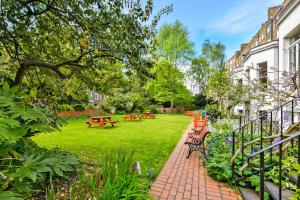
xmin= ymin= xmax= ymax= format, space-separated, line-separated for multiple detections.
xmin=190 ymin=56 xmax=209 ymax=93
xmin=189 ymin=40 xmax=226 ymax=94
xmin=154 ymin=20 xmax=194 ymax=108
xmin=206 ymin=68 xmax=250 ymax=118
xmin=201 ymin=39 xmax=226 ymax=70
xmin=156 ymin=20 xmax=194 ymax=68
xmin=0 ymin=0 xmax=171 ymax=87
xmin=147 ymin=60 xmax=193 ymax=109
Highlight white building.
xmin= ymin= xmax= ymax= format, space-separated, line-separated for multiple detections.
xmin=227 ymin=0 xmax=300 ymax=117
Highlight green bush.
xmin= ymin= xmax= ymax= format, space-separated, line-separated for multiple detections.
xmin=59 ymin=104 xmax=74 ymax=111
xmin=102 ymin=92 xmax=149 ymax=114
xmin=148 ymin=105 xmax=158 ymax=114
xmin=204 ymin=131 xmax=232 ymax=182
xmin=205 ymin=104 xmax=221 ymax=122
xmin=73 ymin=104 xmax=85 ymax=111
xmin=0 ymin=83 xmax=79 ymax=198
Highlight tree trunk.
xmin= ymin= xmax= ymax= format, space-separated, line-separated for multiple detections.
xmin=14 ymin=64 xmax=27 ymax=86
xmin=170 ymin=99 xmax=175 ymax=111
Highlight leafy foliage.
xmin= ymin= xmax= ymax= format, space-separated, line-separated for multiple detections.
xmin=204 ymin=131 xmax=232 ymax=182
xmin=0 ymin=83 xmax=79 ymax=198
xmin=46 ymin=151 xmax=148 ymax=200
xmin=150 ymin=20 xmax=194 ymax=109
xmin=147 ymin=61 xmax=193 ymax=109
xmin=0 ymin=0 xmax=171 ymax=86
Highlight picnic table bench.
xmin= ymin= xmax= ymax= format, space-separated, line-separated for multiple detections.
xmin=86 ymin=116 xmax=117 ymax=128
xmin=185 ymin=126 xmax=210 ymax=158
xmin=124 ymin=113 xmax=142 ymax=121
xmin=142 ymin=112 xmax=156 ymax=119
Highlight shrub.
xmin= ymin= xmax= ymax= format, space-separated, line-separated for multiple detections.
xmin=73 ymin=104 xmax=85 ymax=111
xmin=204 ymin=131 xmax=232 ymax=182
xmin=148 ymin=105 xmax=158 ymax=114
xmin=46 ymin=151 xmax=148 ymax=200
xmin=0 ymin=83 xmax=79 ymax=198
xmin=59 ymin=104 xmax=74 ymax=111
xmin=205 ymin=104 xmax=221 ymax=122
xmin=102 ymin=92 xmax=149 ymax=114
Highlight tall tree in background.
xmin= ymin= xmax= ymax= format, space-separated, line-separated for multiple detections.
xmin=201 ymin=39 xmax=226 ymax=70
xmin=147 ymin=60 xmax=193 ymax=109
xmin=190 ymin=56 xmax=209 ymax=93
xmin=153 ymin=20 xmax=194 ymax=108
xmin=189 ymin=39 xmax=226 ymax=94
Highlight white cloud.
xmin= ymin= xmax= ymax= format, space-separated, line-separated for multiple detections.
xmin=212 ymin=0 xmax=283 ymax=34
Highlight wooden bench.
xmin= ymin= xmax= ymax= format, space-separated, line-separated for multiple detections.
xmin=142 ymin=112 xmax=156 ymax=119
xmin=184 ymin=126 xmax=210 ymax=158
xmin=124 ymin=113 xmax=142 ymax=121
xmin=86 ymin=120 xmax=117 ymax=128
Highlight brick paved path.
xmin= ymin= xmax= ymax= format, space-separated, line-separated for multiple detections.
xmin=150 ymin=123 xmax=240 ymax=200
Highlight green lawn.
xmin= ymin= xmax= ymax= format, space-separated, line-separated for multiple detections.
xmin=33 ymin=114 xmax=191 ymax=177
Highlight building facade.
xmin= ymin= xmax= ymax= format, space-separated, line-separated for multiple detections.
xmin=227 ymin=0 xmax=300 ymax=117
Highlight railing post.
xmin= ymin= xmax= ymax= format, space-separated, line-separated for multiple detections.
xmin=297 ymin=136 xmax=300 ymax=189
xmin=292 ymin=100 xmax=294 ymax=148
xmin=242 ymin=127 xmax=245 ymax=164
xmin=292 ymin=100 xmax=294 ymax=124
xmin=260 ymin=116 xmax=263 ymax=149
xmin=251 ymin=122 xmax=254 ymax=153
xmin=239 ymin=116 xmax=242 ymax=131
xmin=280 ymin=106 xmax=283 ymax=139
xmin=270 ymin=112 xmax=273 ymax=164
xmin=232 ymin=131 xmax=235 ymax=171
xmin=279 ymin=143 xmax=282 ymax=200
xmin=260 ymin=152 xmax=265 ymax=200
xmin=232 ymin=131 xmax=235 ymax=156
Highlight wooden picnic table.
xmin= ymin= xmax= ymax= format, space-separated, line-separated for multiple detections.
xmin=91 ymin=116 xmax=112 ymax=121
xmin=142 ymin=112 xmax=156 ymax=119
xmin=124 ymin=113 xmax=142 ymax=121
xmin=87 ymin=116 xmax=116 ymax=128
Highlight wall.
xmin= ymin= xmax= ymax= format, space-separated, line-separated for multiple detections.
xmin=243 ymin=42 xmax=279 ymax=84
xmin=278 ymin=1 xmax=300 ymax=75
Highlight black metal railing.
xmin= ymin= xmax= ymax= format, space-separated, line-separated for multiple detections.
xmin=229 ymin=96 xmax=300 ymax=184
xmin=248 ymin=131 xmax=300 ymax=200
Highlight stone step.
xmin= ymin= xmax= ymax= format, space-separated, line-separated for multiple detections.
xmin=265 ymin=181 xmax=296 ymax=200
xmin=239 ymin=187 xmax=259 ymax=200
xmin=290 ymin=174 xmax=298 ymax=184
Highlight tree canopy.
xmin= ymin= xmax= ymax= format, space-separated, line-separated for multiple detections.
xmin=156 ymin=20 xmax=194 ymax=68
xmin=0 ymin=0 xmax=171 ymax=87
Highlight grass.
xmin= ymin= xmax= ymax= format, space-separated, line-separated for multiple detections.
xmin=33 ymin=114 xmax=191 ymax=178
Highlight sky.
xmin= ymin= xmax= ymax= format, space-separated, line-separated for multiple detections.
xmin=149 ymin=0 xmax=283 ymax=59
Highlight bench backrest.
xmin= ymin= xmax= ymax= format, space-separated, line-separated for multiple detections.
xmin=193 ymin=119 xmax=207 ymax=129
xmin=200 ymin=127 xmax=210 ymax=141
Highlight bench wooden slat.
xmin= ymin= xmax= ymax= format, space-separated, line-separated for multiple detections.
xmin=184 ymin=126 xmax=210 ymax=158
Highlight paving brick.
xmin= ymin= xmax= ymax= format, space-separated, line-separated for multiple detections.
xmin=149 ymin=123 xmax=240 ymax=200
xmin=183 ymin=191 xmax=191 ymax=199
xmin=175 ymin=192 xmax=184 ymax=200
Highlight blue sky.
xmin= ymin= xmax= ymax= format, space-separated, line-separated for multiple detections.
xmin=149 ymin=0 xmax=283 ymax=58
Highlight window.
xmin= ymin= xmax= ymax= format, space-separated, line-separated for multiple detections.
xmin=289 ymin=45 xmax=297 ymax=72
xmin=238 ymin=79 xmax=243 ymax=87
xmin=298 ymin=43 xmax=300 ymax=68
xmin=256 ymin=40 xmax=259 ymax=46
xmin=258 ymin=62 xmax=268 ymax=91
xmin=267 ymin=23 xmax=272 ymax=34
xmin=261 ymin=34 xmax=264 ymax=41
xmin=288 ymin=34 xmax=300 ymax=73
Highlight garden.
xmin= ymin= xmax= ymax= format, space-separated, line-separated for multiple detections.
xmin=1 ymin=1 xmax=300 ymax=200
